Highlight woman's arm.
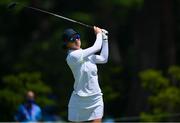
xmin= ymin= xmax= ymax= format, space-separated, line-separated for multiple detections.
xmin=90 ymin=31 xmax=109 ymax=64
xmin=81 ymin=32 xmax=103 ymax=58
xmin=69 ymin=27 xmax=103 ymax=63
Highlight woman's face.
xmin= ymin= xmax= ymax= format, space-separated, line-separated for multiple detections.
xmin=67 ymin=38 xmax=81 ymax=50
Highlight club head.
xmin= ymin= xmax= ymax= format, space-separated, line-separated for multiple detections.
xmin=7 ymin=2 xmax=17 ymax=9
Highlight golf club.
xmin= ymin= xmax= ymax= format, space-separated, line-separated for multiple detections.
xmin=8 ymin=2 xmax=94 ymax=29
xmin=7 ymin=2 xmax=108 ymax=35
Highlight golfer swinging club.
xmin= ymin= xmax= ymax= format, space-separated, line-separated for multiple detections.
xmin=62 ymin=26 xmax=108 ymax=122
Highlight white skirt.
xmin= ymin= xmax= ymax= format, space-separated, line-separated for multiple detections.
xmin=68 ymin=93 xmax=104 ymax=121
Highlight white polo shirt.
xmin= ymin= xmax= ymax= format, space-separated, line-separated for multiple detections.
xmin=66 ymin=33 xmax=108 ymax=97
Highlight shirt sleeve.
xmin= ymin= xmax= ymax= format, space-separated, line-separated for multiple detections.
xmin=90 ymin=38 xmax=109 ymax=64
xmin=14 ymin=105 xmax=26 ymax=122
xmin=36 ymin=106 xmax=42 ymax=121
xmin=69 ymin=33 xmax=103 ymax=64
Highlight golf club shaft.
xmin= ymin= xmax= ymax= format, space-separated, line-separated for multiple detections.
xmin=17 ymin=3 xmax=94 ymax=29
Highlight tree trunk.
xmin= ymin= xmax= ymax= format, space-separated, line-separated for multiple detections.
xmin=160 ymin=0 xmax=176 ymax=121
xmin=160 ymin=0 xmax=176 ymax=69
xmin=126 ymin=0 xmax=161 ymax=117
xmin=126 ymin=0 xmax=176 ymax=119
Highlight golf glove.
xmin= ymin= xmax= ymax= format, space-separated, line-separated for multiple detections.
xmin=102 ymin=29 xmax=108 ymax=41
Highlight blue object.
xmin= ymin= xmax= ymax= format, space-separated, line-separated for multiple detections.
xmin=62 ymin=28 xmax=79 ymax=42
xmin=70 ymin=34 xmax=80 ymax=42
xmin=14 ymin=103 xmax=42 ymax=122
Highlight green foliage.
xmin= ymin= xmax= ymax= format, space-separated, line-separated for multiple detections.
xmin=168 ymin=66 xmax=180 ymax=81
xmin=1 ymin=0 xmax=179 ymax=121
xmin=100 ymin=64 xmax=122 ymax=102
xmin=105 ymin=0 xmax=144 ymax=8
xmin=0 ymin=72 xmax=55 ymax=121
xmin=103 ymin=86 xmax=119 ymax=101
xmin=139 ymin=69 xmax=169 ymax=93
xmin=140 ymin=111 xmax=170 ymax=122
xmin=149 ymin=87 xmax=180 ymax=108
xmin=71 ymin=12 xmax=94 ymax=24
xmin=139 ymin=66 xmax=180 ymax=122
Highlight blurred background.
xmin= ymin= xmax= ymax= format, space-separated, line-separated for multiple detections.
xmin=1 ymin=0 xmax=180 ymax=122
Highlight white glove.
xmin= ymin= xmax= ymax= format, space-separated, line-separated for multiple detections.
xmin=102 ymin=29 xmax=108 ymax=41
xmin=102 ymin=29 xmax=108 ymax=35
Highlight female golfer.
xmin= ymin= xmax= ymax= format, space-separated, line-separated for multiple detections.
xmin=63 ymin=26 xmax=108 ymax=122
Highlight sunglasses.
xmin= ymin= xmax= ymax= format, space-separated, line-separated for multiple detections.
xmin=69 ymin=34 xmax=80 ymax=42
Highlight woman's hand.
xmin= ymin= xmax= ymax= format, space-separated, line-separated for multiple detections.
xmin=94 ymin=26 xmax=102 ymax=35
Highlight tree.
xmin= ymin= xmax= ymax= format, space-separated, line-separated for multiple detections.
xmin=0 ymin=72 xmax=55 ymax=121
xmin=139 ymin=66 xmax=180 ymax=122
xmin=127 ymin=0 xmax=176 ymax=117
